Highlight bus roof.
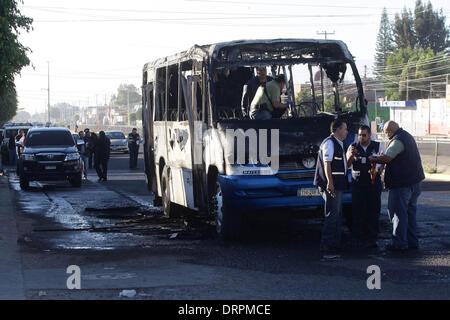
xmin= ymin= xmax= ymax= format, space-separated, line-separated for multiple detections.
xmin=143 ymin=38 xmax=354 ymax=71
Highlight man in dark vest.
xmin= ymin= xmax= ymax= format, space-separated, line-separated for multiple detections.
xmin=314 ymin=119 xmax=349 ymax=255
xmin=347 ymin=125 xmax=385 ymax=248
xmin=369 ymin=121 xmax=424 ymax=251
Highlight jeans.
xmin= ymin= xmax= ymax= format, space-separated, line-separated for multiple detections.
xmin=80 ymin=155 xmax=89 ymax=177
xmin=352 ymin=182 xmax=382 ymax=243
xmin=250 ymin=109 xmax=272 ymax=120
xmin=95 ymin=158 xmax=108 ymax=179
xmin=387 ymin=182 xmax=421 ymax=248
xmin=129 ymin=146 xmax=138 ymax=168
xmin=9 ymin=149 xmax=17 ymax=166
xmin=320 ymin=188 xmax=343 ymax=251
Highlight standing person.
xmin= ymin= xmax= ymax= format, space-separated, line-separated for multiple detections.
xmin=347 ymin=125 xmax=385 ymax=248
xmin=77 ymin=131 xmax=89 ymax=179
xmin=369 ymin=121 xmax=425 ymax=251
xmin=8 ymin=130 xmax=17 ymax=166
xmin=84 ymin=128 xmax=95 ymax=169
xmin=127 ymin=128 xmax=140 ymax=169
xmin=241 ymin=66 xmax=273 ymax=118
xmin=15 ymin=129 xmax=24 ymax=157
xmin=94 ymin=131 xmax=110 ymax=181
xmin=249 ymin=75 xmax=288 ymax=120
xmin=314 ymin=119 xmax=349 ymax=255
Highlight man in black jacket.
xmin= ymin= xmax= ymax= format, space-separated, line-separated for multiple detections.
xmin=369 ymin=121 xmax=425 ymax=251
xmin=94 ymin=131 xmax=110 ymax=181
xmin=127 ymin=128 xmax=140 ymax=169
xmin=84 ymin=128 xmax=95 ymax=169
xmin=8 ymin=130 xmax=17 ymax=166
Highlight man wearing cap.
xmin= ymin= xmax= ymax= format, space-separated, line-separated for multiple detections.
xmin=241 ymin=66 xmax=273 ymax=118
xmin=249 ymin=75 xmax=288 ymax=120
xmin=128 ymin=128 xmax=141 ymax=169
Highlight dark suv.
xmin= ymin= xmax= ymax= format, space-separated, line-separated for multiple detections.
xmin=18 ymin=128 xmax=82 ymax=189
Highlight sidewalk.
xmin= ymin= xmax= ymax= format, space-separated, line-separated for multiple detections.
xmin=0 ymin=175 xmax=25 ymax=299
xmin=424 ymin=172 xmax=450 ymax=182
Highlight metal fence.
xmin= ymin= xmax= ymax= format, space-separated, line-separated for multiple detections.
xmin=375 ymin=134 xmax=450 ymax=174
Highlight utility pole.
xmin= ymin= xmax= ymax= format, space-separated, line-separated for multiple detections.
xmin=47 ymin=61 xmax=50 ymax=123
xmin=406 ymin=75 xmax=409 ymax=101
xmin=316 ymin=30 xmax=335 ymax=40
xmin=374 ymin=89 xmax=377 ymax=120
xmin=127 ymin=90 xmax=130 ymax=126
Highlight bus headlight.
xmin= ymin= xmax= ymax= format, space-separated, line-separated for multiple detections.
xmin=302 ymin=157 xmax=316 ymax=169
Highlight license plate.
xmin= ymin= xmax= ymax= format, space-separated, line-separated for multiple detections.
xmin=45 ymin=166 xmax=56 ymax=170
xmin=298 ymin=187 xmax=321 ymax=197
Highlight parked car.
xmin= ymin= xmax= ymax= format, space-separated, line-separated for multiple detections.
xmin=105 ymin=130 xmax=128 ymax=153
xmin=17 ymin=127 xmax=83 ymax=189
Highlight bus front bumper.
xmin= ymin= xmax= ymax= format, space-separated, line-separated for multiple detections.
xmin=218 ymin=174 xmax=352 ymax=212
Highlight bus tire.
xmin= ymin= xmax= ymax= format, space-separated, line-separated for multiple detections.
xmin=161 ymin=166 xmax=180 ymax=218
xmin=209 ymin=178 xmax=242 ymax=240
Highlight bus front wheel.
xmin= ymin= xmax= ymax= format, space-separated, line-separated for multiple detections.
xmin=209 ymin=178 xmax=242 ymax=240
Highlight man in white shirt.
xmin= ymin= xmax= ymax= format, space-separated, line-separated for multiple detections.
xmin=314 ymin=119 xmax=349 ymax=255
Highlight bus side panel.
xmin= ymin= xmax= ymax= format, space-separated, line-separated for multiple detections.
xmin=142 ymin=84 xmax=157 ymax=193
xmin=166 ymin=121 xmax=195 ymax=209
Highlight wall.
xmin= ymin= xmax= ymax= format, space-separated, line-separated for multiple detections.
xmin=389 ymin=98 xmax=449 ymax=136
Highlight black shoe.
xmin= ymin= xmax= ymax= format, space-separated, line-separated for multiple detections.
xmin=103 ymin=177 xmax=107 ymax=181
xmin=385 ymin=244 xmax=407 ymax=252
xmin=98 ymin=178 xmax=103 ymax=182
xmin=408 ymin=245 xmax=419 ymax=250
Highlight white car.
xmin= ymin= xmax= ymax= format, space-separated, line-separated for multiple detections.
xmin=105 ymin=131 xmax=129 ymax=153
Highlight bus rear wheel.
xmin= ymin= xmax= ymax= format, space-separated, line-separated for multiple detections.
xmin=209 ymin=178 xmax=242 ymax=240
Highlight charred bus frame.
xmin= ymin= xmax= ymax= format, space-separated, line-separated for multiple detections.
xmin=142 ymin=39 xmax=368 ymax=239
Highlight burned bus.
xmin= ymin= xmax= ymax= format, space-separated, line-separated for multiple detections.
xmin=141 ymin=39 xmax=368 ymax=239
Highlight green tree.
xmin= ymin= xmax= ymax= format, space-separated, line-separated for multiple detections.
xmin=110 ymin=84 xmax=141 ymax=107
xmin=129 ymin=112 xmax=137 ymax=122
xmin=414 ymin=0 xmax=449 ymax=54
xmin=0 ymin=0 xmax=33 ymax=123
xmin=374 ymin=8 xmax=394 ymax=75
xmin=135 ymin=107 xmax=142 ymax=120
xmin=392 ymin=8 xmax=417 ymax=49
xmin=72 ymin=114 xmax=80 ymax=122
xmin=382 ymin=47 xmax=441 ymax=100
xmin=0 ymin=87 xmax=18 ymax=124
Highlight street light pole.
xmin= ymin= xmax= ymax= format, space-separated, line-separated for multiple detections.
xmin=47 ymin=61 xmax=50 ymax=123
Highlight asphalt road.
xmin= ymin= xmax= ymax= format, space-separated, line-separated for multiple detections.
xmin=1 ymin=149 xmax=450 ymax=300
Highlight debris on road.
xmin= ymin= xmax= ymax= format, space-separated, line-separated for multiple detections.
xmin=119 ymin=289 xmax=136 ymax=298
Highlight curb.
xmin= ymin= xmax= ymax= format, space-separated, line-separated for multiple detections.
xmin=0 ymin=176 xmax=25 ymax=299
xmin=424 ymin=173 xmax=450 ymax=182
